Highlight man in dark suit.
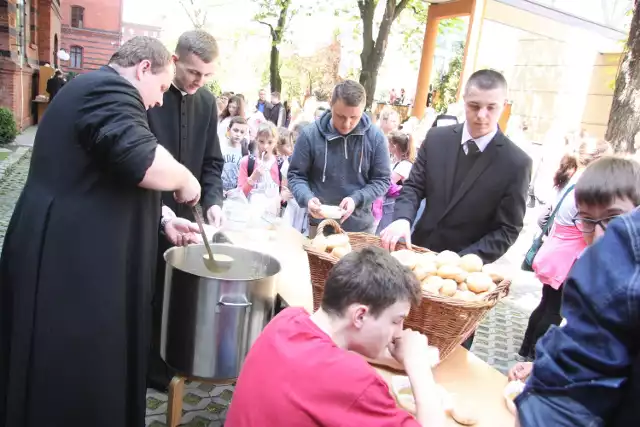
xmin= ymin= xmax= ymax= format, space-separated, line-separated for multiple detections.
xmin=381 ymin=69 xmax=532 ymax=349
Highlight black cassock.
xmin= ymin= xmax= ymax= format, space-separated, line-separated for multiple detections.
xmin=146 ymin=85 xmax=224 ymax=388
xmin=0 ymin=66 xmax=161 ymax=426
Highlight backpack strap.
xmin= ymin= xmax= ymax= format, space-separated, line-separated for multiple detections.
xmin=247 ymin=156 xmax=256 ymax=177
xmin=277 ymin=157 xmax=285 ymax=188
xmin=542 ymin=184 xmax=575 ymax=235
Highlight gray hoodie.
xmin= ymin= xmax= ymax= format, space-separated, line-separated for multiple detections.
xmin=287 ymin=111 xmax=391 ymax=232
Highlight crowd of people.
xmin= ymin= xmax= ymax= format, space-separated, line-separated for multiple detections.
xmin=0 ymin=28 xmax=638 ymax=427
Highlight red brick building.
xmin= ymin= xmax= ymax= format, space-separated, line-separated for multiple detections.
xmin=0 ymin=0 xmax=63 ymax=129
xmin=60 ymin=0 xmax=123 ymax=74
xmin=121 ymin=22 xmax=162 ymax=45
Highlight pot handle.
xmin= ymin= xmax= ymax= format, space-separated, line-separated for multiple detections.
xmin=218 ymin=296 xmax=252 ymax=308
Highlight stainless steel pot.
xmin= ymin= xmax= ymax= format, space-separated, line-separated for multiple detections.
xmin=161 ymin=243 xmax=281 ymax=380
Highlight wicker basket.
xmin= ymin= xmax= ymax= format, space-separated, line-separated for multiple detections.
xmin=304 ymin=219 xmax=511 ymax=361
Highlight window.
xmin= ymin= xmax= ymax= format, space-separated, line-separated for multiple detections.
xmin=29 ymin=0 xmax=36 ymax=45
xmin=71 ymin=6 xmax=84 ymax=28
xmin=15 ymin=0 xmax=23 ymax=49
xmin=70 ymin=46 xmax=83 ymax=68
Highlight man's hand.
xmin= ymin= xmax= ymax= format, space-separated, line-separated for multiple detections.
xmin=164 ymin=217 xmax=200 ymax=247
xmin=339 ymin=197 xmax=356 ymax=223
xmin=280 ymin=186 xmax=293 ymax=202
xmin=380 ymin=219 xmax=412 ymax=251
xmin=206 ymin=204 xmax=224 ymax=228
xmin=508 ymin=362 xmax=533 ymax=382
xmin=307 ymin=197 xmax=323 ymax=219
xmin=174 ymin=173 xmax=201 ymax=206
xmin=388 ymin=329 xmax=431 ymax=372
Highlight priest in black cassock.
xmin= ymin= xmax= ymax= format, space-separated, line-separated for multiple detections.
xmin=0 ymin=37 xmax=203 ymax=427
xmin=146 ymin=30 xmax=225 ymax=391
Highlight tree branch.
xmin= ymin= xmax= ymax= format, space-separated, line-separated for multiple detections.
xmin=257 ymin=20 xmax=276 ymax=39
xmin=394 ymin=0 xmax=411 ymax=20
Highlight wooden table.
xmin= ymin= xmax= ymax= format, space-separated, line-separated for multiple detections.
xmin=226 ymin=226 xmax=515 ymax=425
xmin=375 ymin=349 xmax=515 ymax=426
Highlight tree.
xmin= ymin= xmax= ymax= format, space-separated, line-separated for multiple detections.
xmin=605 ymin=0 xmax=640 ymax=153
xmin=280 ymin=34 xmax=342 ymax=103
xmin=253 ymin=0 xmax=298 ymax=94
xmin=357 ymin=0 xmax=413 ymax=109
xmin=433 ymin=42 xmax=464 ymax=113
xmin=178 ymin=0 xmax=230 ymax=29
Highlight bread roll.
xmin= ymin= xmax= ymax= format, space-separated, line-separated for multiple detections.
xmin=458 ymin=282 xmax=468 ymax=291
xmin=325 ymin=234 xmax=350 ymax=250
xmin=459 ymin=254 xmax=483 ymax=273
xmin=330 ymin=243 xmax=352 ymax=259
xmin=413 ymin=262 xmax=438 ymax=281
xmin=454 ymin=290 xmax=478 ymax=302
xmin=436 ymin=250 xmax=460 ymax=267
xmin=436 ymin=265 xmax=467 ymax=283
xmin=439 ymin=279 xmax=457 ymax=297
xmin=421 ymin=276 xmax=443 ymax=294
xmin=417 ymin=252 xmax=438 ymax=265
xmin=466 ymin=272 xmax=494 ymax=294
xmin=482 ymin=263 xmax=505 ymax=283
xmin=310 ymin=234 xmax=328 ymax=252
xmin=391 ymin=249 xmax=418 ymax=270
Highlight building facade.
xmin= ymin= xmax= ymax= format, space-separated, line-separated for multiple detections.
xmin=60 ymin=0 xmax=123 ymax=74
xmin=121 ymin=22 xmax=162 ymax=45
xmin=0 ymin=0 xmax=63 ymax=129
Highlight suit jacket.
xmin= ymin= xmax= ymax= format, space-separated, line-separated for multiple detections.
xmin=394 ymin=124 xmax=532 ymax=263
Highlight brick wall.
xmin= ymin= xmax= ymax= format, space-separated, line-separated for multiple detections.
xmin=0 ymin=0 xmax=57 ymax=130
xmin=60 ymin=0 xmax=122 ymax=73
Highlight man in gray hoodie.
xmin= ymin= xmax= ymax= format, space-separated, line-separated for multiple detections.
xmin=288 ymin=80 xmax=391 ymax=235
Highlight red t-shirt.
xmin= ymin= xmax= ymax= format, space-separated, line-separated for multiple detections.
xmin=226 ymin=307 xmax=420 ymax=427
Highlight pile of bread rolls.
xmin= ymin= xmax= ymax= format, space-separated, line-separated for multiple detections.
xmin=390 ymin=249 xmax=504 ymax=302
xmin=310 ymin=233 xmax=353 ymax=259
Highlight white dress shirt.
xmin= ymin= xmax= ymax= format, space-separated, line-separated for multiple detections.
xmin=460 ymin=122 xmax=498 ymax=154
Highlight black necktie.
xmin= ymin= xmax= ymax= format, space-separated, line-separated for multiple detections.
xmin=466 ymin=140 xmax=480 ymax=156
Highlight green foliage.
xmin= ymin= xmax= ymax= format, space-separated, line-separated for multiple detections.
xmin=67 ymin=71 xmax=78 ymax=80
xmin=204 ymin=80 xmax=222 ymax=96
xmin=0 ymin=107 xmax=18 ymax=145
xmin=433 ymin=42 xmax=464 ymax=114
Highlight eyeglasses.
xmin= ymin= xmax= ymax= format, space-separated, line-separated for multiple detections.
xmin=571 ymin=215 xmax=620 ymax=233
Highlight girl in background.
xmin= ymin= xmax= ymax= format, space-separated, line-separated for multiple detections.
xmin=237 ymin=123 xmax=283 ymax=218
xmin=218 ymin=95 xmax=246 ymax=142
xmin=376 ymin=131 xmax=416 ymax=234
xmin=518 ymin=136 xmax=612 ymax=361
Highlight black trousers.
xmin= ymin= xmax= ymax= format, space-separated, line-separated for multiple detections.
xmin=519 ymin=284 xmax=563 ymax=359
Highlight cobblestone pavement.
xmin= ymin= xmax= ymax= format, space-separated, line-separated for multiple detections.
xmin=0 ymin=151 xmax=31 ymax=249
xmin=0 ymin=153 xmax=544 ymax=427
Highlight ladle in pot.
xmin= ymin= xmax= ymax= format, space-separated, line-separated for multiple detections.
xmin=191 ymin=205 xmax=233 ymax=272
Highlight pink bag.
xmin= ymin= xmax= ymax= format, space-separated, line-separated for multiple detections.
xmin=387 ymin=182 xmax=402 ymax=197
xmin=372 ymin=198 xmax=383 ymax=220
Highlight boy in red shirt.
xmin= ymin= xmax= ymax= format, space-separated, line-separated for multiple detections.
xmin=226 ymin=246 xmax=445 ymax=426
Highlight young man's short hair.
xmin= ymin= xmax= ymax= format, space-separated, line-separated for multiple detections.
xmin=228 ymin=116 xmax=248 ymax=129
xmin=576 ymin=156 xmax=640 ymax=207
xmin=176 ymin=30 xmax=219 ymax=63
xmin=110 ymin=36 xmax=172 ymax=74
xmin=321 ymin=246 xmax=421 ymax=317
xmin=464 ymin=69 xmax=508 ymax=95
xmin=331 ymin=80 xmax=366 ymax=107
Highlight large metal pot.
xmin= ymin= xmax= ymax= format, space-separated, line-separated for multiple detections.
xmin=161 ymin=243 xmax=281 ymax=380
